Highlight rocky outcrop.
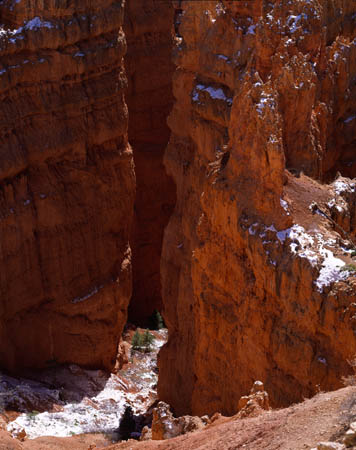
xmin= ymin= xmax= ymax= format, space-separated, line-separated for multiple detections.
xmin=0 ymin=0 xmax=135 ymax=372
xmin=237 ymin=381 xmax=270 ymax=419
xmin=159 ymin=0 xmax=356 ymax=416
xmin=0 ymin=431 xmax=22 ymax=449
xmin=109 ymin=385 xmax=356 ymax=449
xmin=124 ymin=0 xmax=176 ymax=324
xmin=151 ymin=401 xmax=205 ymax=440
xmin=343 ymin=421 xmax=356 ymax=448
xmin=316 ymin=443 xmax=345 ymax=450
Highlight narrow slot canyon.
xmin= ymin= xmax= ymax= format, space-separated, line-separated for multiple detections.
xmin=124 ymin=0 xmax=176 ymax=326
xmin=0 ymin=0 xmax=356 ymax=449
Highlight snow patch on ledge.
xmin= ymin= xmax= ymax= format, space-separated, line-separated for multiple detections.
xmin=252 ymin=222 xmax=348 ymax=292
xmin=0 ymin=15 xmax=56 ymax=45
xmin=72 ymin=284 xmax=104 ymax=303
xmin=192 ymin=83 xmax=232 ymax=106
xmin=276 ymin=225 xmax=347 ymax=292
xmin=315 ymin=249 xmax=346 ymax=291
xmin=24 ymin=17 xmax=54 ymax=30
xmin=247 ymin=24 xmax=256 ymax=35
xmin=344 ymin=114 xmax=356 ymax=124
xmin=333 ymin=179 xmax=355 ymax=195
xmin=248 ymin=222 xmax=259 ymax=235
xmin=327 ymin=197 xmax=345 ymax=213
xmin=216 ymin=54 xmax=229 ymax=62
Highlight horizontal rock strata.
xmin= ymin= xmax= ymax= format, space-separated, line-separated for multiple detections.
xmin=0 ymin=0 xmax=135 ymax=371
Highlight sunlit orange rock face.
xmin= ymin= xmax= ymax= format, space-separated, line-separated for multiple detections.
xmin=0 ymin=0 xmax=135 ymax=372
xmin=159 ymin=0 xmax=356 ymax=416
xmin=124 ymin=0 xmax=176 ymax=325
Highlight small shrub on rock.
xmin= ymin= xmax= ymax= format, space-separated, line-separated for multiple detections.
xmin=131 ymin=330 xmax=143 ymax=350
xmin=142 ymin=329 xmax=155 ymax=352
xmin=131 ymin=329 xmax=155 ymax=353
xmin=341 ymin=263 xmax=356 ymax=273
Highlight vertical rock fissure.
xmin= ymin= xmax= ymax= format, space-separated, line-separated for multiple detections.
xmin=124 ymin=0 xmax=176 ymax=326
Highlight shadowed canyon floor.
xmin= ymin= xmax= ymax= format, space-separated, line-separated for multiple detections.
xmin=0 ymin=329 xmax=167 ymax=444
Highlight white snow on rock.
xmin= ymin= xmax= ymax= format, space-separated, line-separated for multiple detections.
xmin=327 ymin=198 xmax=345 ymax=213
xmin=280 ymin=198 xmax=290 ymax=215
xmin=256 ymin=92 xmax=275 ymax=116
xmin=72 ymin=284 xmax=104 ymax=304
xmin=247 ymin=24 xmax=256 ymax=35
xmin=7 ymin=330 xmax=168 ymax=439
xmin=275 ymin=224 xmax=313 ymax=246
xmin=24 ymin=17 xmax=54 ymax=30
xmin=315 ymin=248 xmax=346 ymax=292
xmin=276 ymin=225 xmax=347 ymax=291
xmin=250 ymin=221 xmax=349 ymax=292
xmin=0 ymin=15 xmax=56 ymax=46
xmin=192 ymin=83 xmax=232 ymax=105
xmin=344 ymin=114 xmax=356 ymax=124
xmin=287 ymin=13 xmax=308 ymax=34
xmin=192 ymin=90 xmax=199 ymax=102
xmin=248 ymin=222 xmax=259 ymax=235
xmin=333 ymin=179 xmax=355 ymax=195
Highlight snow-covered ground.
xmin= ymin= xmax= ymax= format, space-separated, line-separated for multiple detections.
xmin=4 ymin=329 xmax=167 ymax=439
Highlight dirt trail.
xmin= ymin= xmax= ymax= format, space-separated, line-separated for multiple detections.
xmin=110 ymin=386 xmax=356 ymax=450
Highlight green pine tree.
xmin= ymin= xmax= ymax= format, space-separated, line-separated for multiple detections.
xmin=118 ymin=405 xmax=135 ymax=440
xmin=155 ymin=310 xmax=165 ymax=330
xmin=149 ymin=309 xmax=166 ymax=330
xmin=142 ymin=329 xmax=155 ymax=353
xmin=131 ymin=330 xmax=143 ymax=350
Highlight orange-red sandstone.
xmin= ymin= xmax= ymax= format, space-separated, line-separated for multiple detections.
xmin=0 ymin=0 xmax=135 ymax=372
xmin=159 ymin=0 xmax=356 ymax=416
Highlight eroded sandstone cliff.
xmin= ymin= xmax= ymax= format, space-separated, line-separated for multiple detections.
xmin=124 ymin=0 xmax=176 ymax=324
xmin=0 ymin=0 xmax=135 ymax=372
xmin=159 ymin=0 xmax=356 ymax=416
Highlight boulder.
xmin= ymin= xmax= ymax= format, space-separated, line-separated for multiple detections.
xmin=237 ymin=381 xmax=270 ymax=419
xmin=151 ymin=402 xmax=205 ymax=440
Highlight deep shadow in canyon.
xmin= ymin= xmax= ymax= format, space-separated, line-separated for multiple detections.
xmin=124 ymin=0 xmax=177 ymax=327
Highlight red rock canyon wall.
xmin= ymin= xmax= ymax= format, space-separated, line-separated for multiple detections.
xmin=0 ymin=0 xmax=135 ymax=372
xmin=1 ymin=0 xmax=356 ymax=425
xmin=158 ymin=0 xmax=356 ymax=416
